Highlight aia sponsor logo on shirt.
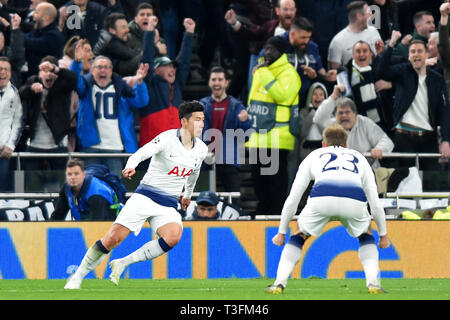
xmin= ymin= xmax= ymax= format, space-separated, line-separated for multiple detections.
xmin=167 ymin=166 xmax=193 ymax=178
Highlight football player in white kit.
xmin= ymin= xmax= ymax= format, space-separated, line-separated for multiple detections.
xmin=65 ymin=100 xmax=208 ymax=289
xmin=265 ymin=123 xmax=391 ymax=295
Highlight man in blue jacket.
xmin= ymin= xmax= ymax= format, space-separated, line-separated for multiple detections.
xmin=51 ymin=158 xmax=118 ymax=220
xmin=201 ymin=66 xmax=251 ymax=199
xmin=71 ymin=40 xmax=149 ymax=174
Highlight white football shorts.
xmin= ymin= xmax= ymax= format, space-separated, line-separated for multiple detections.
xmin=298 ymin=196 xmax=371 ymax=238
xmin=114 ymin=193 xmax=183 ymax=236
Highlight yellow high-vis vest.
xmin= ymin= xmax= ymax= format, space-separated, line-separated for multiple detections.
xmin=246 ymin=53 xmax=301 ymax=150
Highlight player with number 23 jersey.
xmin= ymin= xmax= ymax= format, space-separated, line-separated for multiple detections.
xmin=280 ymin=145 xmax=387 ymax=237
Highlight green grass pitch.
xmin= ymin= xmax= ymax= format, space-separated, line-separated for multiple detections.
xmin=0 ymin=278 xmax=449 ymax=300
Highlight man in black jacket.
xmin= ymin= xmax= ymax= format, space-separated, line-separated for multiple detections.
xmin=94 ymin=12 xmax=141 ymax=77
xmin=379 ymin=30 xmax=450 ymax=170
xmin=23 ymin=2 xmax=64 ymax=78
xmin=19 ymin=56 xmax=78 ymax=176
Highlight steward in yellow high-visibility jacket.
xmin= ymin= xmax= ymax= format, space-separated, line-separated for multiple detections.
xmin=245 ymin=36 xmax=302 ymax=214
xmin=246 ymin=52 xmax=301 ymax=150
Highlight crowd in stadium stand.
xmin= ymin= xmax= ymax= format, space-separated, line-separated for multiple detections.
xmin=0 ymin=0 xmax=449 ymax=218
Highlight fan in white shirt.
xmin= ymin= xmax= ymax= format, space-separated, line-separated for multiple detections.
xmin=328 ymin=1 xmax=382 ymax=69
xmin=64 ymin=100 xmax=207 ymax=289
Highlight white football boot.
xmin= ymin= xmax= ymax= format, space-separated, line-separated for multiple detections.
xmin=109 ymin=259 xmax=126 ymax=286
xmin=64 ymin=275 xmax=82 ymax=290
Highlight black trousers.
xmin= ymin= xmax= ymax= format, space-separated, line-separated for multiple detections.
xmin=216 ymin=164 xmax=241 ymax=192
xmin=393 ymin=131 xmax=440 ymax=171
xmin=216 ymin=164 xmax=242 ymax=208
xmin=249 ymin=149 xmax=289 ymax=215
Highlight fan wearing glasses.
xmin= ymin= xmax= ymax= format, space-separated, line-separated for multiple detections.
xmin=71 ymin=41 xmax=150 ymax=175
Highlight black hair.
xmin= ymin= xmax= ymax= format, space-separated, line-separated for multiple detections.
xmin=136 ymin=2 xmax=153 ymax=15
xmin=178 ymin=100 xmax=204 ymax=120
xmin=291 ymin=16 xmax=314 ymax=33
xmin=209 ymin=66 xmax=228 ymax=80
xmin=409 ymin=39 xmax=427 ymax=51
xmin=104 ymin=13 xmax=128 ymax=31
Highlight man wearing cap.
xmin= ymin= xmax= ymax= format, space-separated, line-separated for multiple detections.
xmin=138 ymin=17 xmax=196 ymax=146
xmin=182 ymin=191 xmax=241 ymax=220
xmin=246 ymin=36 xmax=301 ymax=214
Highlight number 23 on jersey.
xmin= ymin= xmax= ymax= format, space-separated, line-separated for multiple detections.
xmin=320 ymin=152 xmax=359 ymax=174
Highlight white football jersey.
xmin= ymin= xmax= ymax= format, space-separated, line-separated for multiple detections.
xmin=125 ymin=129 xmax=208 ymax=204
xmin=91 ymin=84 xmax=123 ymax=151
xmin=280 ymin=146 xmax=386 ymax=235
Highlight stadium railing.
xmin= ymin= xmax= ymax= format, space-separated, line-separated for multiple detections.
xmin=3 ymin=151 xmax=241 ymax=204
xmin=8 ymin=151 xmax=220 ymax=193
xmin=0 ymin=191 xmax=241 ymax=203
xmin=3 ymin=151 xmax=448 ymax=213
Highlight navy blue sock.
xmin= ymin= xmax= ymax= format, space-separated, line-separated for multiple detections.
xmin=158 ymin=237 xmax=172 ymax=252
xmin=358 ymin=233 xmax=375 ymax=246
xmin=95 ymin=240 xmax=110 ymax=254
xmin=287 ymin=234 xmax=305 ymax=249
